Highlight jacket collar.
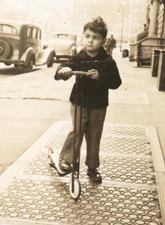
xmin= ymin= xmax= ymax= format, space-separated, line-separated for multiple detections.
xmin=78 ymin=47 xmax=110 ymax=61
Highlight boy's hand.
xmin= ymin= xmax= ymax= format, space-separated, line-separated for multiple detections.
xmin=87 ymin=69 xmax=99 ymax=80
xmin=58 ymin=67 xmax=72 ymax=78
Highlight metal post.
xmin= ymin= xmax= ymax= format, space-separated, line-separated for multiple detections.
xmin=120 ymin=11 xmax=124 ymax=52
xmin=128 ymin=0 xmax=134 ymax=44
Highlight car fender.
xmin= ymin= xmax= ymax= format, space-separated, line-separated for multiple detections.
xmin=20 ymin=47 xmax=35 ymax=65
xmin=45 ymin=48 xmax=55 ymax=64
xmin=70 ymin=45 xmax=76 ymax=54
xmin=36 ymin=47 xmax=55 ymax=65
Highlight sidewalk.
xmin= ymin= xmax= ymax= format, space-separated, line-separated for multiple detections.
xmin=0 ymin=55 xmax=165 ymax=225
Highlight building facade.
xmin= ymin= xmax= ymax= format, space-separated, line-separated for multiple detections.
xmin=72 ymin=0 xmax=148 ymax=43
xmin=0 ymin=0 xmax=148 ymax=43
xmin=130 ymin=0 xmax=165 ymax=66
xmin=146 ymin=0 xmax=165 ymax=38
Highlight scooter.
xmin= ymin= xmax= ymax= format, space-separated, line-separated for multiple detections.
xmin=48 ymin=71 xmax=87 ymax=201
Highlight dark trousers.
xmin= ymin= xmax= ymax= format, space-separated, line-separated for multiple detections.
xmin=109 ymin=47 xmax=114 ymax=56
xmin=60 ymin=104 xmax=107 ymax=169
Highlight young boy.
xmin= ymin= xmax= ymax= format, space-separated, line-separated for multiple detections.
xmin=54 ymin=17 xmax=122 ymax=182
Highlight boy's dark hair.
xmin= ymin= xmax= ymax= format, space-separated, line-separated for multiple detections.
xmin=83 ymin=17 xmax=108 ymax=39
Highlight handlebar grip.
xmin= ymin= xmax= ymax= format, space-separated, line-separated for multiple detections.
xmin=72 ymin=71 xmax=88 ymax=76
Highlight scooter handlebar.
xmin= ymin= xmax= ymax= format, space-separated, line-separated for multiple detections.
xmin=72 ymin=71 xmax=88 ymax=76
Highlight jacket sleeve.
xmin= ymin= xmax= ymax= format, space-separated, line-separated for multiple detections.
xmin=54 ymin=57 xmax=78 ymax=81
xmin=98 ymin=59 xmax=122 ymax=89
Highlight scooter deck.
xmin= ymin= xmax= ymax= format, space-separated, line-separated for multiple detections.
xmin=49 ymin=152 xmax=72 ymax=177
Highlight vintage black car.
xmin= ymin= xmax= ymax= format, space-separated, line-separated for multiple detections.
xmin=0 ymin=20 xmax=55 ymax=70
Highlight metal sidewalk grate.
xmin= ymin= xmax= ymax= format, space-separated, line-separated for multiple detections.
xmin=0 ymin=121 xmax=164 ymax=225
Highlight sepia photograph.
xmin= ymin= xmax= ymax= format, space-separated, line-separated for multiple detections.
xmin=0 ymin=0 xmax=165 ymax=224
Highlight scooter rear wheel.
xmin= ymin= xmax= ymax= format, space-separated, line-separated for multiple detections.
xmin=69 ymin=177 xmax=81 ymax=200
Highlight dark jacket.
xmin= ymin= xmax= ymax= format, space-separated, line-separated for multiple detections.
xmin=105 ymin=38 xmax=116 ymax=51
xmin=54 ymin=47 xmax=122 ymax=109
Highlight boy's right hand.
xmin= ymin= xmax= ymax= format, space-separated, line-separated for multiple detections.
xmin=58 ymin=67 xmax=72 ymax=78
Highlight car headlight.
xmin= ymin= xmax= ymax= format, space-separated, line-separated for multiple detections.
xmin=68 ymin=46 xmax=76 ymax=55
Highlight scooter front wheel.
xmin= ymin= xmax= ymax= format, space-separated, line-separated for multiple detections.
xmin=48 ymin=148 xmax=53 ymax=161
xmin=69 ymin=177 xmax=81 ymax=200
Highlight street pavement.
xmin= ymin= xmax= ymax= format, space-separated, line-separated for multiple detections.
xmin=0 ymin=63 xmax=72 ymax=174
xmin=0 ymin=51 xmax=165 ymax=224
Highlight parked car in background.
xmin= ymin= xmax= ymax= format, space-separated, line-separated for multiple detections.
xmin=76 ymin=36 xmax=83 ymax=53
xmin=0 ymin=20 xmax=55 ymax=71
xmin=47 ymin=33 xmax=77 ymax=61
xmin=121 ymin=42 xmax=130 ymax=58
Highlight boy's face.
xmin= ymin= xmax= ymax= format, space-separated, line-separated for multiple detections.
xmin=82 ymin=29 xmax=106 ymax=54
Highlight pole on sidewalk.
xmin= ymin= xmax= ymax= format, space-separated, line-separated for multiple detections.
xmin=157 ymin=50 xmax=165 ymax=91
xmin=151 ymin=49 xmax=160 ymax=77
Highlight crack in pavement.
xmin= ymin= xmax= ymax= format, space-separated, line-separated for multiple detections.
xmin=0 ymin=96 xmax=69 ymax=102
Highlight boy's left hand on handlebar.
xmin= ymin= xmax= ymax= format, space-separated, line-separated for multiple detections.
xmin=87 ymin=69 xmax=99 ymax=80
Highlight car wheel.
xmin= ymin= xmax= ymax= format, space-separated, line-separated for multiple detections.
xmin=0 ymin=39 xmax=11 ymax=59
xmin=47 ymin=57 xmax=54 ymax=68
xmin=25 ymin=58 xmax=34 ymax=72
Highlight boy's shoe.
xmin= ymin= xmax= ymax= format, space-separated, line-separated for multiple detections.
xmin=87 ymin=168 xmax=102 ymax=183
xmin=59 ymin=158 xmax=72 ymax=171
